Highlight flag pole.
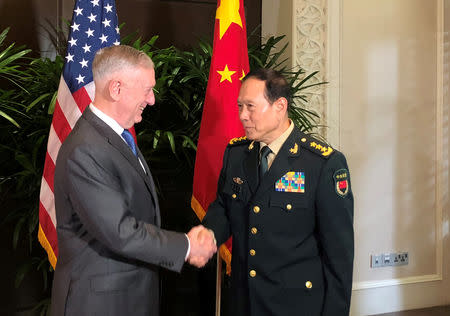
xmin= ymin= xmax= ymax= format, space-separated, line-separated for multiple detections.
xmin=215 ymin=255 xmax=222 ymax=316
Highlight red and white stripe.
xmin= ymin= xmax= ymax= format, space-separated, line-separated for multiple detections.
xmin=38 ymin=76 xmax=93 ymax=268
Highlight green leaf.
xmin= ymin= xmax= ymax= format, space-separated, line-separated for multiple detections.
xmin=0 ymin=47 xmax=31 ymax=71
xmin=169 ymin=90 xmax=190 ymax=111
xmin=0 ymin=42 xmax=14 ymax=61
xmin=153 ymin=130 xmax=161 ymax=149
xmin=15 ymin=153 xmax=34 ymax=171
xmin=0 ymin=109 xmax=20 ymax=127
xmin=164 ymin=131 xmax=176 ymax=154
xmin=15 ymin=261 xmax=33 ymax=288
xmin=147 ymin=35 xmax=159 ymax=47
xmin=0 ymin=27 xmax=10 ymax=45
xmin=13 ymin=216 xmax=27 ymax=250
xmin=297 ymin=81 xmax=328 ymax=91
xmin=31 ymin=297 xmax=51 ymax=316
xmin=181 ymin=135 xmax=197 ymax=151
xmin=48 ymin=90 xmax=58 ymax=114
xmin=294 ymin=71 xmax=319 ymax=88
xmin=27 ymin=93 xmax=51 ymax=112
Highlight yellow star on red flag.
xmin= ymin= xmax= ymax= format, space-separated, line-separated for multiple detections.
xmin=239 ymin=69 xmax=246 ymax=81
xmin=192 ymin=0 xmax=249 ymax=276
xmin=217 ymin=65 xmax=236 ymax=83
xmin=216 ymin=0 xmax=243 ymax=39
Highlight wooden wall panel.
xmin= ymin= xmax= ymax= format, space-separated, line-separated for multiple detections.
xmin=117 ymin=0 xmax=261 ymax=49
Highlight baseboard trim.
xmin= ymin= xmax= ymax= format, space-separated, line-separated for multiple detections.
xmin=353 ymin=274 xmax=443 ymax=291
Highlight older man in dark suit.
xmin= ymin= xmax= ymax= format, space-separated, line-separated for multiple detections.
xmin=50 ymin=45 xmax=216 ymax=316
xmin=202 ymin=68 xmax=354 ymax=316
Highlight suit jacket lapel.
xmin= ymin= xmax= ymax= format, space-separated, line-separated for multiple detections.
xmin=256 ymin=127 xmax=301 ymax=195
xmin=136 ymin=147 xmax=161 ymax=226
xmin=83 ymin=108 xmax=158 ymax=209
xmin=243 ymin=141 xmax=260 ymax=194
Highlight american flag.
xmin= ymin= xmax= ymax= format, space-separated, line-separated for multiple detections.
xmin=38 ymin=0 xmax=120 ymax=268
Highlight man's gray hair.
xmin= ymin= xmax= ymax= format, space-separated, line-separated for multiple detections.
xmin=92 ymin=45 xmax=154 ymax=81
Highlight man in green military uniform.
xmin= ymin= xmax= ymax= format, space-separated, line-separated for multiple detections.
xmin=202 ymin=68 xmax=354 ymax=316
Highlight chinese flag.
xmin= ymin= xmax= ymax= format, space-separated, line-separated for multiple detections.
xmin=191 ymin=0 xmax=249 ymax=273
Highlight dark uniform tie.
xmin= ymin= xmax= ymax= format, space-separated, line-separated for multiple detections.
xmin=259 ymin=145 xmax=272 ymax=181
xmin=121 ymin=129 xmax=137 ymax=157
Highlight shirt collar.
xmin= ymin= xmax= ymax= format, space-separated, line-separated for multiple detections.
xmin=260 ymin=119 xmax=294 ymax=156
xmin=89 ymin=103 xmax=124 ymax=137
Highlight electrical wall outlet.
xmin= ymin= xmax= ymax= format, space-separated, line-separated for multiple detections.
xmin=371 ymin=254 xmax=382 ymax=268
xmin=397 ymin=252 xmax=408 ymax=266
xmin=382 ymin=253 xmax=391 ymax=266
xmin=371 ymin=252 xmax=409 ymax=268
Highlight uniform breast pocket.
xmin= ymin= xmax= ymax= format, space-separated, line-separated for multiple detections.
xmin=268 ymin=192 xmax=313 ymax=234
xmin=222 ymin=180 xmax=247 ymax=203
xmin=222 ymin=182 xmax=248 ymax=232
xmin=269 ymin=192 xmax=309 ymax=211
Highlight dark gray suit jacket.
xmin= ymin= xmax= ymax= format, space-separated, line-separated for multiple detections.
xmin=50 ymin=107 xmax=188 ymax=316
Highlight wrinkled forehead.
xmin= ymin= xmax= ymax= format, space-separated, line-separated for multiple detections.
xmin=119 ymin=65 xmax=155 ymax=86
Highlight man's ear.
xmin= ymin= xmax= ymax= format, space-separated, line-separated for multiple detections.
xmin=108 ymin=79 xmax=121 ymax=101
xmin=274 ymin=97 xmax=288 ymax=113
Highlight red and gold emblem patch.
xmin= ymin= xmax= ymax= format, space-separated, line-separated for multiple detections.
xmin=334 ymin=169 xmax=350 ymax=197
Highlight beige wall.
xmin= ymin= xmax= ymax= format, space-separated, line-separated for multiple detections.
xmin=261 ymin=0 xmax=293 ymax=67
xmin=263 ymin=0 xmax=450 ymax=314
xmin=343 ymin=0 xmax=438 ymax=282
xmin=342 ymin=1 xmax=450 ymax=313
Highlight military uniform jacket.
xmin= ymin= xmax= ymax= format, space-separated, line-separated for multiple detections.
xmin=203 ymin=126 xmax=354 ymax=316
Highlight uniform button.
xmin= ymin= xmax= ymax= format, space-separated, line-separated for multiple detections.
xmin=286 ymin=204 xmax=292 ymax=210
xmin=253 ymin=206 xmax=260 ymax=213
xmin=251 ymin=227 xmax=258 ymax=235
xmin=301 ymin=138 xmax=307 ymax=143
xmin=305 ymin=281 xmax=312 ymax=289
xmin=249 ymin=249 xmax=256 ymax=256
xmin=232 ymin=194 xmax=237 ymax=199
xmin=249 ymin=270 xmax=256 ymax=277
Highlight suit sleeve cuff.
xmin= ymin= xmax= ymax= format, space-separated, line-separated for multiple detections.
xmin=184 ymin=233 xmax=190 ymax=261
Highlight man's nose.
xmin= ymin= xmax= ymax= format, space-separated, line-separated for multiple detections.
xmin=239 ymin=106 xmax=248 ymax=121
xmin=146 ymin=90 xmax=155 ymax=106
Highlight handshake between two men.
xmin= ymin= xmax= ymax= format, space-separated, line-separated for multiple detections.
xmin=186 ymin=225 xmax=217 ymax=268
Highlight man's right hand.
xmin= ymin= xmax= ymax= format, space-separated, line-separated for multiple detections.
xmin=186 ymin=225 xmax=217 ymax=268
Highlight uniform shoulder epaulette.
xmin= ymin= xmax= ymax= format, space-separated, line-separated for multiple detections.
xmin=228 ymin=136 xmax=250 ymax=146
xmin=299 ymin=134 xmax=334 ymax=158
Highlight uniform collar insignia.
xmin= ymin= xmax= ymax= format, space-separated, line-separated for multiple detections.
xmin=289 ymin=143 xmax=298 ymax=154
xmin=233 ymin=177 xmax=244 ymax=185
xmin=248 ymin=141 xmax=255 ymax=151
xmin=299 ymin=132 xmax=334 ymax=159
xmin=229 ymin=136 xmax=248 ymax=145
xmin=310 ymin=141 xmax=334 ymax=157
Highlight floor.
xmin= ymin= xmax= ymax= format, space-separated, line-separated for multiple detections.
xmin=376 ymin=305 xmax=450 ymax=316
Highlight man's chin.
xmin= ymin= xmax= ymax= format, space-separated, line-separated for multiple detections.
xmin=244 ymin=131 xmax=257 ymax=141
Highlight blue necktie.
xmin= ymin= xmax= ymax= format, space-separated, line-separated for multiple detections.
xmin=121 ymin=129 xmax=137 ymax=157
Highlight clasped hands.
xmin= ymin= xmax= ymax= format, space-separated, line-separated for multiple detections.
xmin=187 ymin=225 xmax=217 ymax=268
